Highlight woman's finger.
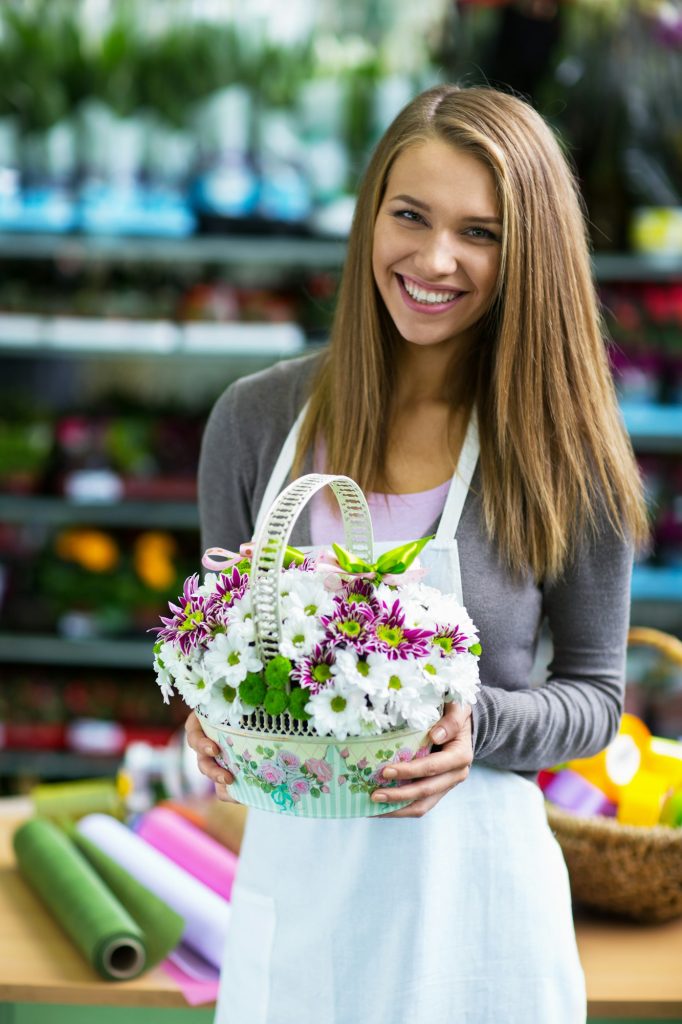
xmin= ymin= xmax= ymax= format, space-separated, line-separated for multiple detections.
xmin=214 ymin=781 xmax=238 ymax=803
xmin=378 ymin=793 xmax=441 ymax=818
xmin=371 ymin=766 xmax=469 ymax=805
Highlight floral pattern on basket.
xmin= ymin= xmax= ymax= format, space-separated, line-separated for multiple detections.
xmin=216 ymin=736 xmax=336 ymax=809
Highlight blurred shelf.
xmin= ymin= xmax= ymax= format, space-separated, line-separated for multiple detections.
xmin=0 ymin=634 xmax=152 ymax=668
xmin=620 ymin=402 xmax=682 ymax=451
xmin=0 ymin=748 xmax=121 ymax=779
xmin=0 ymin=495 xmax=198 ymax=529
xmin=631 ymin=565 xmax=682 ymax=602
xmin=0 ymin=231 xmax=348 ymax=267
xmin=593 ymin=252 xmax=682 ymax=281
xmin=0 ymin=314 xmax=306 ymax=358
xmin=0 ymin=235 xmax=678 ymax=280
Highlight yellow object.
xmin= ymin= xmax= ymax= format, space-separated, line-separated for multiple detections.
xmin=617 ymin=770 xmax=671 ymax=828
xmin=644 ymin=737 xmax=682 ymax=789
xmin=55 ymin=529 xmax=119 ymax=572
xmin=569 ymin=713 xmax=651 ymax=802
xmin=134 ymin=532 xmax=176 ymax=590
xmin=32 ymin=779 xmax=124 ymax=822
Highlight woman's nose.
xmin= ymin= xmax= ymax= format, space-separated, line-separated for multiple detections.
xmin=416 ymin=232 xmax=459 ymax=277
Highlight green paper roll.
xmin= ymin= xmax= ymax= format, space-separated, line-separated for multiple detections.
xmin=72 ymin=829 xmax=184 ymax=968
xmin=13 ymin=818 xmax=146 ymax=981
xmin=32 ymin=779 xmax=124 ymax=821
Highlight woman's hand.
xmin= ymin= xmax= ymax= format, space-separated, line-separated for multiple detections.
xmin=370 ymin=702 xmax=473 ymax=818
xmin=184 ymin=710 xmax=237 ymax=803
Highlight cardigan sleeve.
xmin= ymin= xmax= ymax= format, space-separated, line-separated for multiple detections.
xmin=470 ymin=515 xmax=634 ymax=772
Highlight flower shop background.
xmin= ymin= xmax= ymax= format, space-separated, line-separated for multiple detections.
xmin=0 ymin=0 xmax=681 ymax=795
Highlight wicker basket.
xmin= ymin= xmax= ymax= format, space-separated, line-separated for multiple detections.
xmin=547 ymin=627 xmax=682 ymax=923
xmin=198 ymin=472 xmax=436 ymax=819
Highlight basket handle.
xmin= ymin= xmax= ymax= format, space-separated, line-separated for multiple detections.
xmin=251 ymin=473 xmax=374 ymax=665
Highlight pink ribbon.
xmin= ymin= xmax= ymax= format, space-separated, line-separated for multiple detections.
xmin=202 ymin=543 xmax=254 ymax=572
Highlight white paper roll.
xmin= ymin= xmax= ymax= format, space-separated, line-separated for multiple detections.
xmin=77 ymin=813 xmax=230 ymax=969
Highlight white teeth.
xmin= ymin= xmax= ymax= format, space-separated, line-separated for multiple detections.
xmin=402 ymin=277 xmax=458 ymax=304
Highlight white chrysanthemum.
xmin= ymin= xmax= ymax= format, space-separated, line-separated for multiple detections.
xmin=280 ymin=608 xmax=326 ymax=659
xmin=357 ymin=702 xmax=393 ymax=736
xmin=226 ymin=592 xmax=256 ymax=642
xmin=397 ymin=687 xmax=443 ymax=731
xmin=203 ymin=631 xmax=262 ymax=686
xmin=438 ymin=651 xmax=480 ymax=705
xmin=379 ymin=660 xmax=426 ymax=724
xmin=153 ymin=649 xmax=175 ymax=704
xmin=204 ymin=678 xmax=248 ymax=727
xmin=305 ymin=679 xmax=367 ymax=740
xmin=328 ymin=647 xmax=384 ymax=698
xmin=174 ymin=661 xmax=211 ymax=710
xmin=280 ymin=571 xmax=335 ymax=619
xmin=155 ymin=640 xmax=194 ymax=686
xmin=197 ymin=571 xmax=221 ymax=599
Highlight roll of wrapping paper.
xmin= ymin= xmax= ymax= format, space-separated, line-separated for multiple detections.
xmin=135 ymin=806 xmax=238 ymax=901
xmin=544 ymin=769 xmax=617 ymax=817
xmin=72 ymin=829 xmax=184 ymax=967
xmin=32 ymin=778 xmax=124 ymax=822
xmin=568 ymin=713 xmax=651 ymax=802
xmin=13 ymin=819 xmax=146 ymax=980
xmin=77 ymin=813 xmax=231 ymax=969
xmin=644 ymin=736 xmax=682 ymax=788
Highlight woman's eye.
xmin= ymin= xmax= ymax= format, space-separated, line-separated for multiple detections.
xmin=466 ymin=226 xmax=499 ymax=241
xmin=392 ymin=209 xmax=425 ymax=225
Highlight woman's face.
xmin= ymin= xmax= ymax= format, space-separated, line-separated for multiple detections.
xmin=372 ymin=139 xmax=502 ymax=352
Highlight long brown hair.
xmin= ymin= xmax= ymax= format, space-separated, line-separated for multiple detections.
xmin=294 ymin=84 xmax=648 ymax=579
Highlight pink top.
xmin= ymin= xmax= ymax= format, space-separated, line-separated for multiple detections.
xmin=309 ymin=476 xmax=451 ymax=547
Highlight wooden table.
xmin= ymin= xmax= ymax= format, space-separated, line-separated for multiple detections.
xmin=1 ymin=799 xmax=681 ymax=1021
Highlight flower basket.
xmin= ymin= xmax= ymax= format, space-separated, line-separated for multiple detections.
xmin=154 ymin=473 xmax=481 ymax=818
xmin=546 ymin=628 xmax=682 ymax=923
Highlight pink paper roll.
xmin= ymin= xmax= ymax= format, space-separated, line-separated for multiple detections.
xmin=136 ymin=806 xmax=238 ymax=902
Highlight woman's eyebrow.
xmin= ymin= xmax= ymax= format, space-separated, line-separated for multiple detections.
xmin=388 ymin=195 xmax=501 ymax=224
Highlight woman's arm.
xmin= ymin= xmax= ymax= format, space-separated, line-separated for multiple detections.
xmin=470 ymin=517 xmax=633 ymax=772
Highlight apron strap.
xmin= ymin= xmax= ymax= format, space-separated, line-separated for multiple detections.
xmin=435 ymin=412 xmax=480 ymax=543
xmin=253 ymin=401 xmax=310 ymax=539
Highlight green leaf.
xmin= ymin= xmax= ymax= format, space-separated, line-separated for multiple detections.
xmin=331 ymin=543 xmax=372 ymax=574
xmin=250 ymin=760 xmax=258 ymax=769
xmin=375 ymin=535 xmax=434 ymax=574
xmin=363 ymin=767 xmax=372 ymax=775
xmin=311 ymin=788 xmax=321 ymax=798
xmin=469 ymin=642 xmax=482 ymax=656
xmin=264 ymin=747 xmax=275 ymax=758
xmin=256 ymin=745 xmax=264 ymax=755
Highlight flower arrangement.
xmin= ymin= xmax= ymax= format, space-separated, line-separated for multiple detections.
xmin=152 ymin=538 xmax=480 ymax=741
xmin=151 ymin=473 xmax=481 ymax=817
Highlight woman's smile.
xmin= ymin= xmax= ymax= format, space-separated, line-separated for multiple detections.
xmin=398 ymin=273 xmax=467 ymax=313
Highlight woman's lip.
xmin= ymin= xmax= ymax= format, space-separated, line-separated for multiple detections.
xmin=401 ymin=273 xmax=465 ymax=294
xmin=396 ymin=274 xmax=466 ymax=314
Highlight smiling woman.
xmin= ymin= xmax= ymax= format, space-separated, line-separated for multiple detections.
xmin=190 ymin=83 xmax=649 ymax=1024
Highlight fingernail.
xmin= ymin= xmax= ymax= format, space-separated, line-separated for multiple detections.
xmin=432 ymin=727 xmax=446 ymax=743
xmin=373 ymin=792 xmax=387 ymax=802
xmin=383 ymin=767 xmax=397 ymax=780
xmin=217 ymin=774 xmax=228 ymax=785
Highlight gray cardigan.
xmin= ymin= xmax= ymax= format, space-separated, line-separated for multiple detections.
xmin=198 ymin=353 xmax=633 ymax=775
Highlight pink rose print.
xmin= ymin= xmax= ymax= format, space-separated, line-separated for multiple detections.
xmin=277 ymin=750 xmax=301 ymax=772
xmin=357 ymin=758 xmax=368 ymax=770
xmin=290 ymin=777 xmax=311 ymax=796
xmin=340 ymin=749 xmax=350 ymax=759
xmin=256 ymin=760 xmax=285 ymax=785
xmin=338 ymin=775 xmax=347 ymax=785
xmin=321 ymin=785 xmax=330 ymax=794
xmin=371 ymin=762 xmax=392 ymax=786
xmin=304 ymin=757 xmax=333 ymax=783
xmin=393 ymin=747 xmax=414 ymax=763
xmin=242 ymin=749 xmax=252 ymax=761
xmin=415 ymin=745 xmax=430 ymax=759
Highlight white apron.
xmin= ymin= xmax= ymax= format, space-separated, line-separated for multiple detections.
xmin=214 ymin=412 xmax=586 ymax=1024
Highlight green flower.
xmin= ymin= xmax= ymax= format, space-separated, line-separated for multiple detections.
xmin=289 ymin=686 xmax=311 ymax=721
xmin=239 ymin=671 xmax=267 ymax=707
xmin=265 ymin=655 xmax=292 ymax=690
xmin=264 ymin=688 xmax=289 ymax=716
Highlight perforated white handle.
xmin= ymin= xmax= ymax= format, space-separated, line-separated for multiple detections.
xmin=251 ymin=474 xmax=374 ymax=666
